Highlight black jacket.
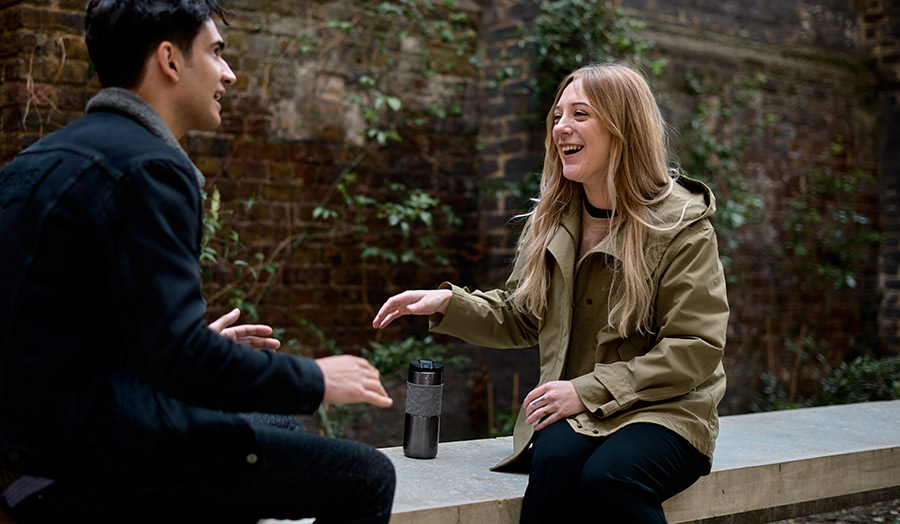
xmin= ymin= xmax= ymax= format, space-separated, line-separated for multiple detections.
xmin=0 ymin=90 xmax=324 ymax=480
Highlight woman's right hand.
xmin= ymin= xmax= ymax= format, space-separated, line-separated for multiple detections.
xmin=372 ymin=289 xmax=452 ymax=329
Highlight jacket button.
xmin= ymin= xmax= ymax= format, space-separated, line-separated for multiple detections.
xmin=246 ymin=453 xmax=258 ymax=465
xmin=586 ymin=298 xmax=593 ymax=305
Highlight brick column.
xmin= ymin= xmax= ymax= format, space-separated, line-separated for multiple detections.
xmin=861 ymin=0 xmax=900 ymax=350
xmin=476 ymin=0 xmax=544 ymax=277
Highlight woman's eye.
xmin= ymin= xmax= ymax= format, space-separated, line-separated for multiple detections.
xmin=552 ymin=114 xmax=562 ymax=122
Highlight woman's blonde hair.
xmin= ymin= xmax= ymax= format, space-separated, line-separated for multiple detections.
xmin=510 ymin=62 xmax=676 ymax=336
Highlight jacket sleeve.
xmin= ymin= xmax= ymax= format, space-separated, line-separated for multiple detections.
xmin=108 ymin=158 xmax=323 ymax=414
xmin=570 ymin=221 xmax=729 ymax=416
xmin=428 ymin=270 xmax=540 ymax=349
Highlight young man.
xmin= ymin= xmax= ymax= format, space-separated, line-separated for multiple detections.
xmin=0 ymin=1 xmax=395 ymax=522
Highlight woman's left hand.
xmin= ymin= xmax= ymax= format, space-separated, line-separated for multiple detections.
xmin=523 ymin=381 xmax=588 ymax=431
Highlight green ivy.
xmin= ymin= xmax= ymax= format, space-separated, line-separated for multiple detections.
xmin=753 ymin=354 xmax=900 ymax=412
xmin=528 ymin=0 xmax=667 ymax=107
xmin=483 ymin=0 xmax=667 ymax=213
xmin=200 ymin=188 xmax=280 ymax=321
xmin=362 ymin=335 xmax=469 ymax=384
xmin=817 ymin=355 xmax=900 ymax=406
xmin=783 ymin=138 xmax=881 ymax=293
xmin=235 ymin=1 xmax=479 ymax=436
xmin=679 ymin=73 xmax=774 ymax=276
xmin=297 ymin=3 xmax=473 ymax=271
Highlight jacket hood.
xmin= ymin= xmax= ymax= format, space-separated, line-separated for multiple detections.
xmin=653 ymin=175 xmax=716 ymax=225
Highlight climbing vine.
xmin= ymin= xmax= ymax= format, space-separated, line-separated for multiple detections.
xmin=201 ymin=0 xmax=480 ymax=437
xmin=205 ymin=0 xmax=478 ymax=319
xmin=528 ymin=0 xmax=667 ymax=104
xmin=679 ymin=72 xmax=773 ymax=275
xmin=482 ymin=0 xmax=668 ymax=213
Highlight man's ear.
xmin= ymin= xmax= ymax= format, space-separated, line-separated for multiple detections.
xmin=153 ymin=41 xmax=182 ymax=83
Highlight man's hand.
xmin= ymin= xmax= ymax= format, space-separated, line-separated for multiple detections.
xmin=209 ymin=308 xmax=281 ymax=350
xmin=316 ymin=355 xmax=393 ymax=408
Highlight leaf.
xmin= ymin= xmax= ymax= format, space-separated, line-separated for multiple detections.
xmin=386 ymin=96 xmax=402 ymax=111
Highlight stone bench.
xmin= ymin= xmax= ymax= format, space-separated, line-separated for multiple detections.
xmin=5 ymin=400 xmax=898 ymax=524
xmin=382 ymin=399 xmax=900 ymax=524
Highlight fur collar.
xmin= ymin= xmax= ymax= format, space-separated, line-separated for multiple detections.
xmin=86 ymin=88 xmax=205 ymax=187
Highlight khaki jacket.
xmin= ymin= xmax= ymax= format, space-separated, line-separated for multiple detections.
xmin=431 ymin=176 xmax=729 ymax=471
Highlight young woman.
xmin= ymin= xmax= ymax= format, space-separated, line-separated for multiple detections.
xmin=373 ymin=62 xmax=729 ymax=523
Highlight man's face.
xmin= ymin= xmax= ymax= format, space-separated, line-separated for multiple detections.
xmin=176 ymin=19 xmax=236 ymax=133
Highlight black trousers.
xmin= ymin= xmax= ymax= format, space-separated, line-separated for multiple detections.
xmin=3 ymin=414 xmax=396 ymax=524
xmin=521 ymin=421 xmax=709 ymax=524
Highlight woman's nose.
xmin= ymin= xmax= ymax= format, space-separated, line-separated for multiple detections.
xmin=554 ymin=119 xmax=572 ymax=137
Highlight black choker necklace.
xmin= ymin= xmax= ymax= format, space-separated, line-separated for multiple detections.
xmin=583 ymin=198 xmax=616 ymax=219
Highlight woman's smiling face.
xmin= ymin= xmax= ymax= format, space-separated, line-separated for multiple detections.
xmin=552 ymin=77 xmax=612 ymax=192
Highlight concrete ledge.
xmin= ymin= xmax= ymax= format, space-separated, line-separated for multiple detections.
xmin=385 ymin=400 xmax=900 ymax=524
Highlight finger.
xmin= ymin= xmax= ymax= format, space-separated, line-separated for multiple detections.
xmin=523 ymin=387 xmax=546 ymax=409
xmin=526 ymin=400 xmax=544 ymax=420
xmin=243 ymin=324 xmax=275 ymax=336
xmin=360 ymin=367 xmax=383 ymax=383
xmin=377 ymin=307 xmax=409 ymax=328
xmin=365 ymin=391 xmax=393 ymax=408
xmin=369 ymin=378 xmax=389 ymax=398
xmin=371 ymin=310 xmax=387 ymax=328
xmin=361 ymin=378 xmax=392 ymax=407
xmin=373 ymin=292 xmax=423 ymax=328
xmin=374 ymin=295 xmax=408 ymax=318
xmin=226 ymin=325 xmax=275 ymax=339
xmin=372 ymin=307 xmax=399 ymax=329
xmin=528 ymin=394 xmax=547 ymax=407
xmin=525 ymin=405 xmax=545 ymax=425
xmin=208 ymin=308 xmax=241 ymax=333
xmin=533 ymin=408 xmax=554 ymax=431
xmin=358 ymin=372 xmax=388 ymax=395
xmin=238 ymin=336 xmax=281 ymax=350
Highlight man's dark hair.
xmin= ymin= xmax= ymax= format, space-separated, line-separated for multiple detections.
xmin=84 ymin=0 xmax=230 ymax=88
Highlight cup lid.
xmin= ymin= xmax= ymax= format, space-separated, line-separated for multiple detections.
xmin=408 ymin=359 xmax=444 ymax=375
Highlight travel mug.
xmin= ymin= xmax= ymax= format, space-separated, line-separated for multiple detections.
xmin=403 ymin=359 xmax=444 ymax=459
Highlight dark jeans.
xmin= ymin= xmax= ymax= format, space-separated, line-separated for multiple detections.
xmin=2 ymin=414 xmax=396 ymax=524
xmin=521 ymin=421 xmax=709 ymax=524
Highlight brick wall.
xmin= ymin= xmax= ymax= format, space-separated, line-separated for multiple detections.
xmin=858 ymin=0 xmax=900 ymax=349
xmin=0 ymin=1 xmax=97 ymax=161
xmin=0 ymin=0 xmax=892 ymax=443
xmin=619 ymin=0 xmax=884 ymax=412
